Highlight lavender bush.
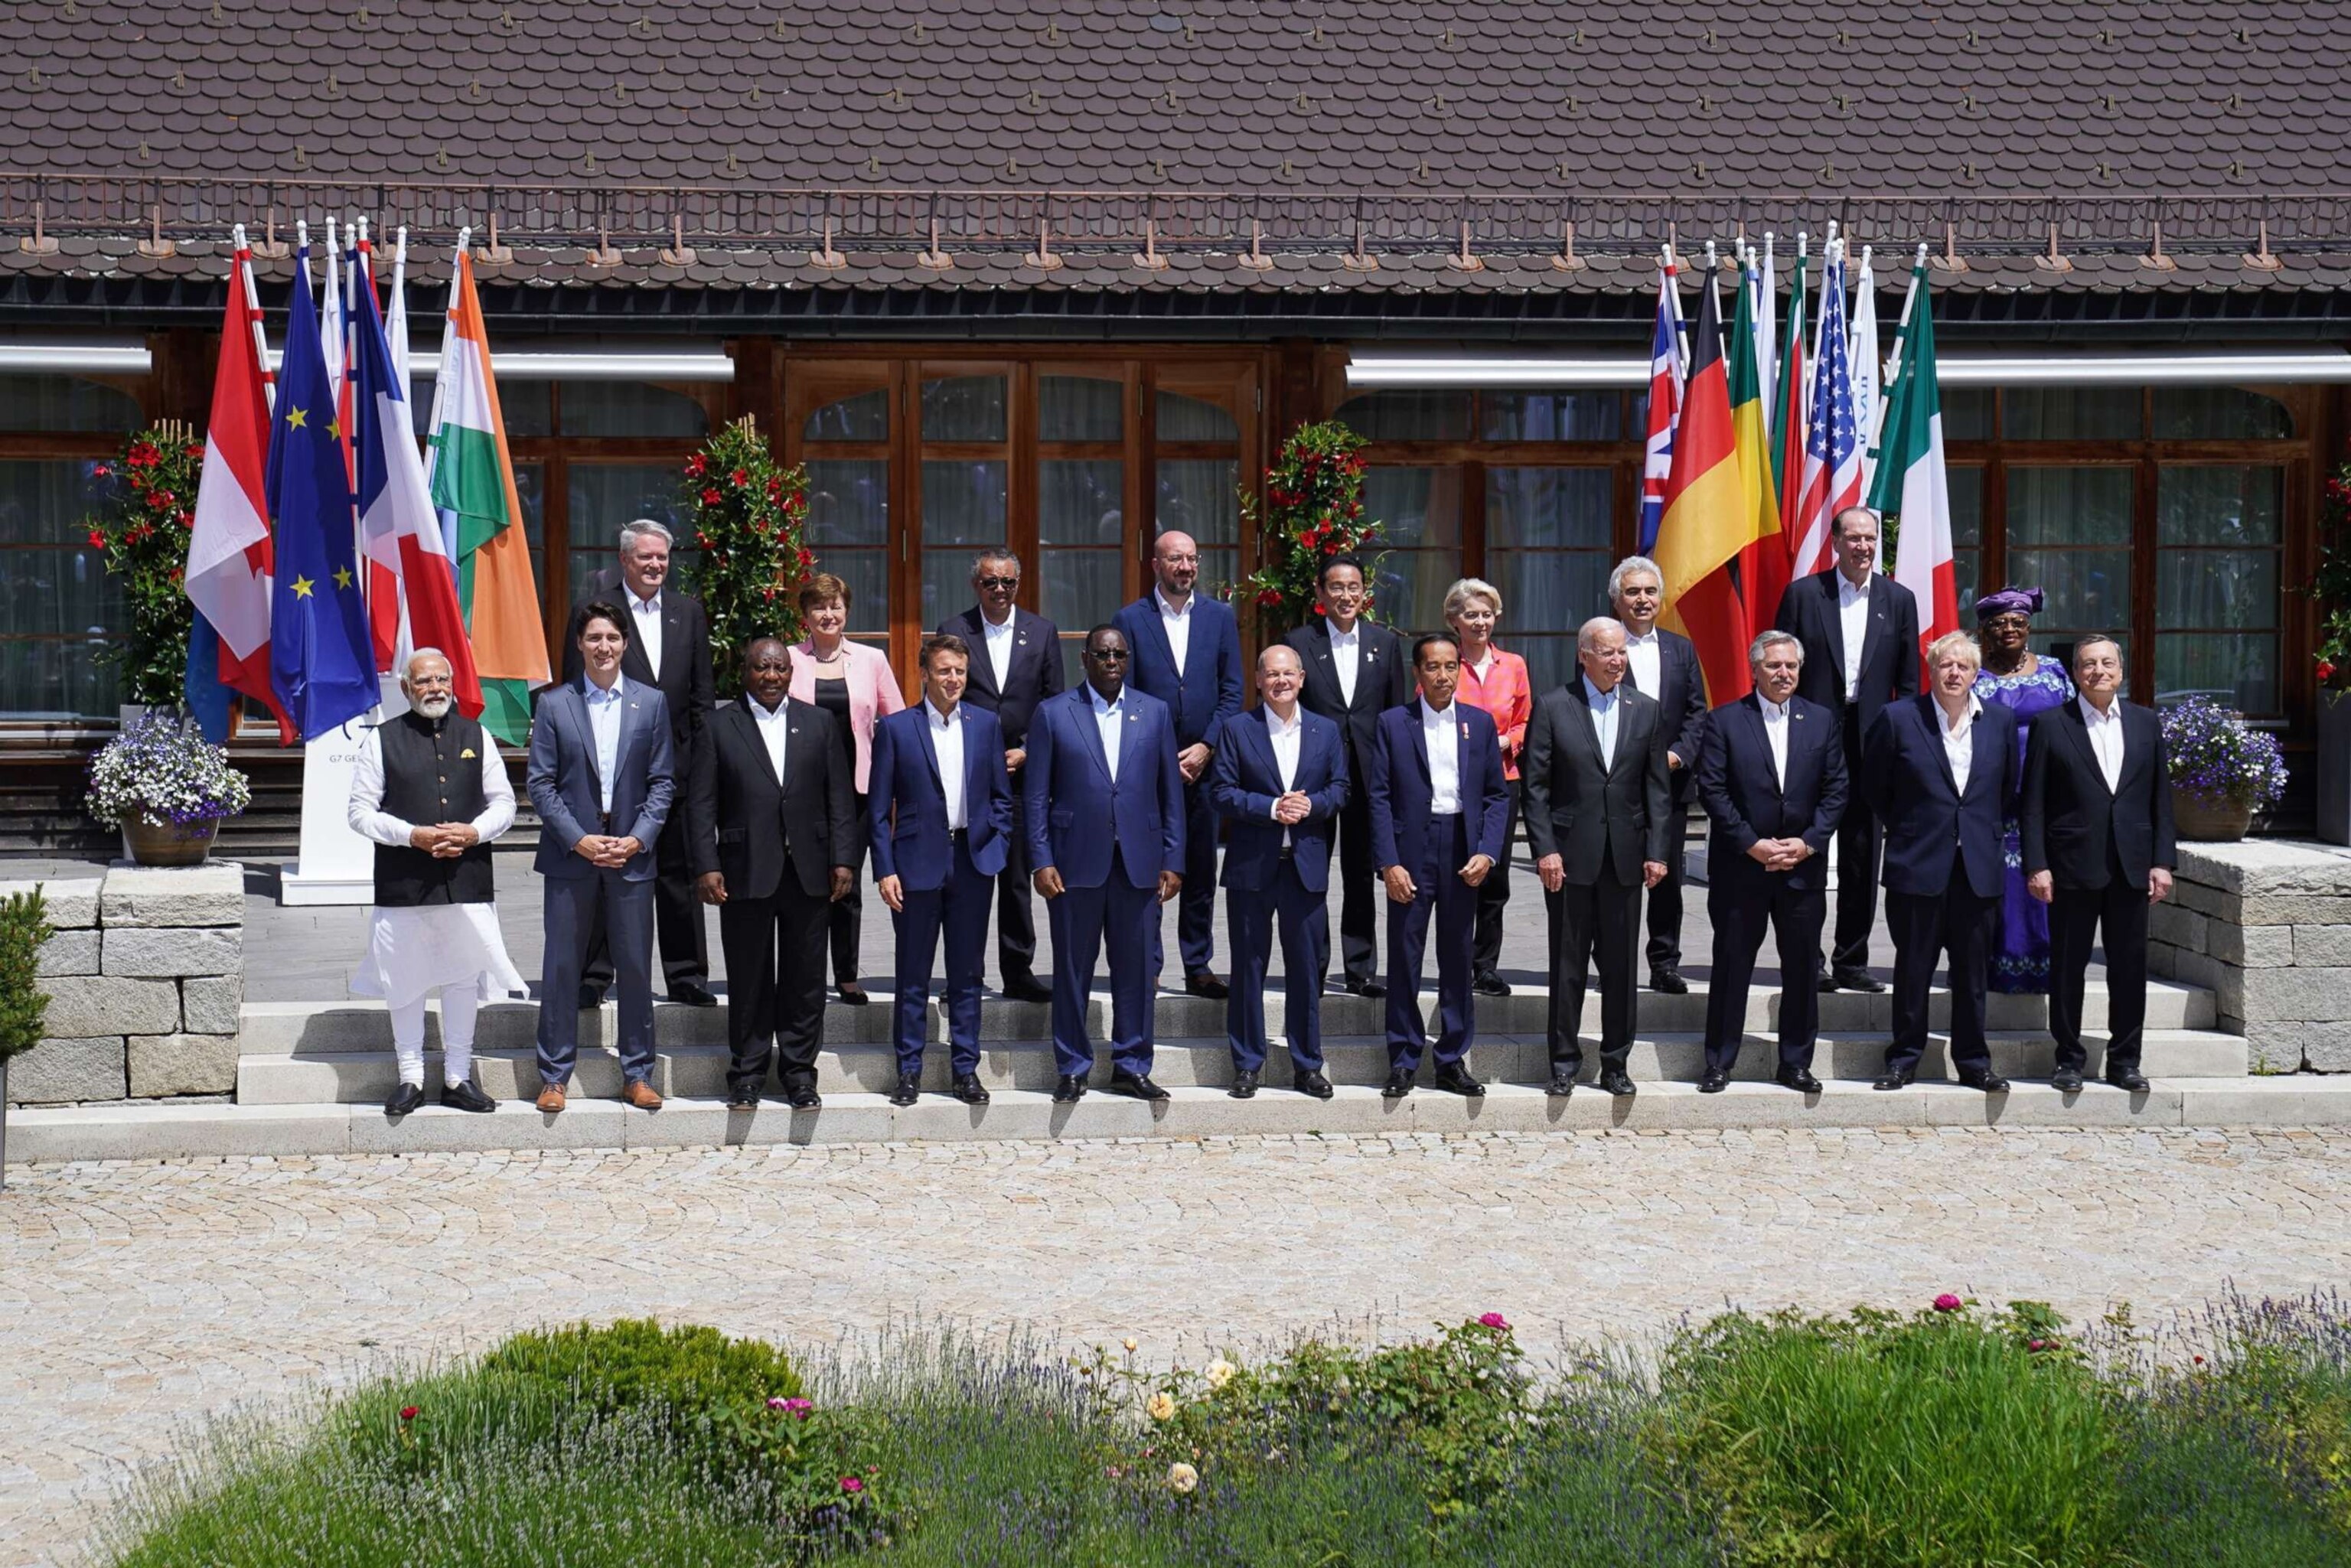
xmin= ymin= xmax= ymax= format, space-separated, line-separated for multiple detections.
xmin=85 ymin=710 xmax=251 ymax=830
xmin=2162 ymin=694 xmax=2287 ymax=809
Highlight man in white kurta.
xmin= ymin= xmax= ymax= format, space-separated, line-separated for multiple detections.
xmin=347 ymin=650 xmax=527 ymax=1116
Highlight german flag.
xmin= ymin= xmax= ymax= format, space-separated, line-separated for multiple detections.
xmin=1654 ymin=272 xmax=1752 ymax=703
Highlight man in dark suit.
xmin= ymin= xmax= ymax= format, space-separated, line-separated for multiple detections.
xmin=1522 ymin=616 xmax=1672 ymax=1098
xmin=562 ymin=519 xmax=719 ymax=1009
xmin=1369 ymin=633 xmax=1511 ymax=1099
xmin=1210 ymin=644 xmax=1348 ymax=1100
xmin=1113 ymin=529 xmax=1244 ymax=998
xmin=1609 ymin=555 xmax=1711 ymax=994
xmin=1283 ymin=553 xmax=1413 ymax=998
xmin=1773 ymin=506 xmax=1921 ymax=993
xmin=1026 ymin=625 xmax=1187 ymax=1104
xmin=937 ymin=548 xmax=1062 ymax=1003
xmin=870 ymin=633 xmax=1015 ymax=1107
xmin=527 ymin=601 xmax=677 ymax=1114
xmin=1863 ymin=634 xmax=2019 ymax=1093
xmin=1695 ymin=631 xmax=1849 ymax=1093
xmin=686 ymin=639 xmax=856 ymax=1111
xmin=2022 ymin=634 xmax=2177 ymax=1094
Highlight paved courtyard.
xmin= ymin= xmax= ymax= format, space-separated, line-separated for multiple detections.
xmin=5 ymin=1124 xmax=2348 ymax=1566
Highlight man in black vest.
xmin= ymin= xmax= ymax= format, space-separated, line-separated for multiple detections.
xmin=346 ymin=649 xmax=528 ymax=1117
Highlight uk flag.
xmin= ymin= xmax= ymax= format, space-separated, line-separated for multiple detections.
xmin=1636 ymin=260 xmax=1683 ymax=553
xmin=1791 ymin=245 xmax=1861 ymax=577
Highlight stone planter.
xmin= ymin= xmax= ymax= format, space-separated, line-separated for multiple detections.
xmin=2171 ymin=787 xmax=2254 ymax=844
xmin=2319 ymin=691 xmax=2351 ymax=846
xmin=120 ymin=815 xmax=220 ymax=867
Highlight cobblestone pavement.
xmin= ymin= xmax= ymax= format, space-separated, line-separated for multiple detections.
xmin=6 ymin=1126 xmax=2348 ymax=1565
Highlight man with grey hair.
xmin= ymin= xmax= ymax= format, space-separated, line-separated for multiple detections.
xmin=565 ymin=516 xmax=717 ymax=1009
xmin=347 ymin=647 xmax=526 ymax=1117
xmin=1609 ymin=554 xmax=1710 ymax=994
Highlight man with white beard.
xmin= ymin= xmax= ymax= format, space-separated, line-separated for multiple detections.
xmin=347 ymin=648 xmax=527 ymax=1116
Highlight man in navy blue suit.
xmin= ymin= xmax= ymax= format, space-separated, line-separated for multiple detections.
xmin=1210 ymin=644 xmax=1348 ymax=1100
xmin=871 ymin=633 xmax=1015 ymax=1108
xmin=1026 ymin=624 xmax=1186 ymax=1103
xmin=1694 ymin=631 xmax=1849 ymax=1094
xmin=1369 ymin=633 xmax=1511 ymax=1098
xmin=1864 ymin=631 xmax=2019 ymax=1093
xmin=1114 ymin=530 xmax=1244 ymax=999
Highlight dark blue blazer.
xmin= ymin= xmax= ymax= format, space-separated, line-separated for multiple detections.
xmin=1694 ymin=693 xmax=1848 ymax=898
xmin=869 ymin=703 xmax=1014 ymax=890
xmin=1863 ymin=694 xmax=2018 ymax=900
xmin=1023 ymin=683 xmax=1185 ymax=890
xmin=1113 ymin=593 xmax=1244 ymax=750
xmin=526 ymin=677 xmax=676 ymax=882
xmin=1368 ymin=701 xmax=1511 ymax=873
xmin=1208 ymin=706 xmax=1349 ymax=893
xmin=936 ymin=605 xmax=1064 ymax=750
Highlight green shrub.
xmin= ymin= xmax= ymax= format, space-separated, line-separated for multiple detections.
xmin=480 ymin=1317 xmax=806 ymax=1420
xmin=0 ymin=885 xmax=52 ymax=1064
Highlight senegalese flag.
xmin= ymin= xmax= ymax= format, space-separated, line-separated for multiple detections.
xmin=426 ymin=245 xmax=549 ymax=745
xmin=1653 ymin=269 xmax=1752 ymax=703
xmin=1728 ymin=249 xmax=1786 ymax=656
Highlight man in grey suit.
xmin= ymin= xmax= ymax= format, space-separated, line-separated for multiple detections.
xmin=1521 ymin=616 xmax=1671 ymax=1099
xmin=527 ymin=601 xmax=677 ymax=1114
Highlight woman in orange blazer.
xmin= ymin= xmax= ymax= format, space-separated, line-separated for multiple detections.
xmin=1445 ymin=577 xmax=1533 ymax=998
xmin=791 ymin=572 xmax=908 ymax=1004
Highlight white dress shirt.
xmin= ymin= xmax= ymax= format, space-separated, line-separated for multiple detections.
xmin=1090 ymin=683 xmax=1126 ymax=784
xmin=628 ymin=587 xmax=664 ymax=682
xmin=1326 ymin=617 xmax=1361 ymax=706
xmin=1583 ymin=675 xmax=1620 ymax=769
xmin=2080 ymin=694 xmax=2126 ymax=792
xmin=583 ymin=676 xmax=628 ymax=813
xmin=1758 ymin=696 xmax=1791 ymax=788
xmin=930 ymin=698 xmax=968 ymax=830
xmin=1266 ymin=703 xmax=1303 ymax=846
xmin=1156 ymin=588 xmax=1193 ymax=679
xmin=980 ymin=607 xmax=1016 ymax=693
xmin=1837 ymin=572 xmax=1871 ymax=701
xmin=1623 ymin=629 xmax=1662 ymax=701
xmin=1939 ymin=694 xmax=1983 ymax=795
xmin=1422 ymin=697 xmax=1462 ymax=815
xmin=347 ymin=720 xmax=517 ymax=848
xmin=748 ymin=691 xmax=790 ymax=783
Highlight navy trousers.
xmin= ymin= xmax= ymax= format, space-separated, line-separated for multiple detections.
xmin=1385 ymin=814 xmax=1479 ymax=1073
xmin=1886 ymin=849 xmax=1999 ymax=1078
xmin=1704 ymin=876 xmax=1828 ymax=1074
xmin=890 ymin=834 xmax=993 ymax=1078
xmin=1225 ymin=855 xmax=1329 ymax=1074
xmin=538 ymin=867 xmax=657 ymax=1087
xmin=1049 ymin=848 xmax=1160 ymax=1079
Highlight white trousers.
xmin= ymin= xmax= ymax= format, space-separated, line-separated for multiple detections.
xmin=389 ymin=986 xmax=481 ymax=1088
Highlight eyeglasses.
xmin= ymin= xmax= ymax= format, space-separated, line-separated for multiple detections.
xmin=975 ymin=576 xmax=1018 ymax=590
xmin=1087 ymin=647 xmax=1130 ymax=661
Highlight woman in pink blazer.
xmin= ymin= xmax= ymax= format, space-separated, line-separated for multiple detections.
xmin=791 ymin=572 xmax=907 ymax=1004
xmin=1445 ymin=577 xmax=1533 ymax=999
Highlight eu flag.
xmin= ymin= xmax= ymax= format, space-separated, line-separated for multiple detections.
xmin=268 ymin=240 xmax=377 ymax=741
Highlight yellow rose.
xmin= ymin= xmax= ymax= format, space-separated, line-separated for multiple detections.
xmin=1146 ymin=1391 xmax=1177 ymax=1423
xmin=1123 ymin=1337 xmax=1139 ymax=1353
xmin=1167 ymin=1461 xmax=1199 ymax=1495
xmin=1205 ymin=1359 xmax=1236 ymax=1390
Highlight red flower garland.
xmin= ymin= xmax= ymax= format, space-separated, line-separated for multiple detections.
xmin=1231 ymin=420 xmax=1381 ymax=637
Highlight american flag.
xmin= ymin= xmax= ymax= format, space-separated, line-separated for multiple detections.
xmin=1636 ymin=259 xmax=1683 ymax=553
xmin=1790 ymin=244 xmax=1861 ymax=577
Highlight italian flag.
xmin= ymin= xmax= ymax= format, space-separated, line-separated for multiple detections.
xmin=426 ymin=246 xmax=549 ymax=745
xmin=1873 ymin=248 xmax=1959 ymax=664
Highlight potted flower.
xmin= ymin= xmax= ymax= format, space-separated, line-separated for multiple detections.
xmin=2163 ymin=694 xmax=2287 ymax=843
xmin=1231 ymin=420 xmax=1384 ymax=639
xmin=678 ymin=415 xmax=812 ymax=697
xmin=86 ymin=711 xmax=252 ymax=865
xmin=83 ymin=422 xmax=205 ymax=725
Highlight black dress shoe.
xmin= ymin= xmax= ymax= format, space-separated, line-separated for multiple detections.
xmin=2050 ymin=1068 xmax=2085 ymax=1093
xmin=888 ymin=1071 xmax=921 ymax=1107
xmin=1110 ymin=1069 xmax=1170 ymax=1102
xmin=1295 ymin=1070 xmax=1335 ymax=1100
xmin=1873 ymin=1070 xmax=1914 ymax=1091
xmin=440 ymin=1080 xmax=497 ymax=1114
xmin=1228 ymin=1069 xmax=1260 ymax=1100
xmin=1816 ymin=970 xmax=1840 ymax=993
xmin=1001 ymin=975 xmax=1054 ymax=1003
xmin=1650 ymin=967 xmax=1690 ymax=996
xmin=1697 ymin=1070 xmax=1729 ymax=1094
xmin=2106 ymin=1068 xmax=2150 ymax=1093
xmin=1185 ymin=972 xmax=1230 ymax=1000
xmin=1775 ymin=1068 xmax=1823 ymax=1094
xmin=1833 ymin=968 xmax=1886 ymax=993
xmin=1342 ymin=975 xmax=1387 ymax=999
xmin=1960 ymin=1071 xmax=2011 ymax=1094
xmin=785 ymin=1086 xmax=823 ymax=1110
xmin=1599 ymin=1070 xmax=1638 ymax=1098
xmin=1052 ymin=1074 xmax=1087 ymax=1105
xmin=576 ymin=984 xmax=606 ymax=1010
xmin=836 ymin=982 xmax=871 ymax=1006
xmin=667 ymin=979 xmax=719 ymax=1008
xmin=951 ymin=1074 xmax=992 ymax=1105
xmin=1471 ymin=970 xmax=1512 ymax=997
xmin=384 ymin=1082 xmax=426 ymax=1117
xmin=1433 ymin=1064 xmax=1486 ymax=1097
xmin=1381 ymin=1070 xmax=1415 ymax=1100
xmin=725 ymin=1090 xmax=761 ymax=1112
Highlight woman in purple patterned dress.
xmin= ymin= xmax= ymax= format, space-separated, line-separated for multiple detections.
xmin=1971 ymin=588 xmax=2075 ymax=993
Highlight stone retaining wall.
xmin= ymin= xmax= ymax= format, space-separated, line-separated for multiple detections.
xmin=2150 ymin=839 xmax=2351 ymax=1073
xmin=4 ymin=864 xmax=245 ymax=1104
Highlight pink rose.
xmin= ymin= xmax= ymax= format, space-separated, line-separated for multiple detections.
xmin=1933 ymin=1293 xmax=1964 ymax=1313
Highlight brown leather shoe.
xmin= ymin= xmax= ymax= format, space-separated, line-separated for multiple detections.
xmin=623 ymin=1080 xmax=664 ymax=1111
xmin=535 ymin=1083 xmax=567 ymax=1114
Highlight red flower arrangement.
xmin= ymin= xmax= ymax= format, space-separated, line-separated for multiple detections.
xmin=679 ymin=415 xmax=812 ymax=696
xmin=1231 ymin=419 xmax=1381 ymax=638
xmin=83 ymin=422 xmax=207 ymax=706
xmin=2314 ymin=436 xmax=2351 ymax=695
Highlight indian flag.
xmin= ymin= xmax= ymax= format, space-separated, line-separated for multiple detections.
xmin=1872 ymin=246 xmax=1959 ymax=666
xmin=426 ymin=243 xmax=549 ymax=745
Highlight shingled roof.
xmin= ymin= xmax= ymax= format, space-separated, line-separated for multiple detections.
xmin=5 ymin=1 xmax=2351 ymax=298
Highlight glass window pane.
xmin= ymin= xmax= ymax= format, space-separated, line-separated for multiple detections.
xmin=2157 ymin=633 xmax=2277 ymax=714
xmin=1042 ymin=459 xmax=1126 ymax=545
xmin=2152 ymin=386 xmax=2293 ymax=440
xmin=1948 ymin=465 xmax=1983 ymax=616
xmin=0 ymin=637 xmax=119 ymax=718
xmin=1485 ymin=468 xmax=1612 ymax=548
xmin=2002 ymin=386 xmax=2141 ymax=440
xmin=2 ymin=546 xmax=120 ymax=637
xmin=1334 ymin=390 xmax=1473 ymax=442
xmin=567 ymin=464 xmax=693 ymax=601
xmin=513 ymin=461 xmax=546 ymax=551
xmin=1363 ymin=467 xmax=1465 ymax=551
xmin=1941 ymin=386 xmax=1994 ymax=442
xmin=921 ymin=459 xmax=1007 ymax=549
xmin=559 ymin=382 xmax=709 ymax=438
xmin=1043 ymin=553 xmax=1123 ymax=651
xmin=805 ymin=459 xmax=888 ymax=548
xmin=921 ymin=375 xmax=1006 ymax=443
xmin=2007 ymin=549 xmax=2133 ymax=635
xmin=1040 ymin=376 xmax=1123 ymax=443
xmin=0 ymin=458 xmax=109 ymax=543
xmin=818 ymin=550 xmax=890 ymax=635
xmin=1156 ymin=458 xmax=1237 ymax=545
xmin=2157 ymin=466 xmax=2281 ymax=546
xmin=2158 ymin=551 xmax=2278 ymax=630
xmin=1508 ymin=636 xmax=1581 ymax=699
xmin=803 ymin=388 xmax=889 ymax=442
xmin=1156 ymin=390 xmax=1238 ymax=442
xmin=2007 ymin=467 xmax=2133 ymax=546
xmin=1487 ymin=553 xmax=1611 ymax=642
xmin=1480 ymin=391 xmax=1621 ymax=442
xmin=0 ymin=375 xmax=142 ymax=432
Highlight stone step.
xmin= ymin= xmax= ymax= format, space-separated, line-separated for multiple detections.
xmin=12 ymin=1075 xmax=2351 ymax=1165
xmin=233 ymin=978 xmax=2217 ymax=1057
xmin=234 ymin=1029 xmax=2248 ymax=1106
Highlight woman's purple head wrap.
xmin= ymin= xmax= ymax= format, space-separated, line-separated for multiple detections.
xmin=1973 ymin=586 xmax=2043 ymax=622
